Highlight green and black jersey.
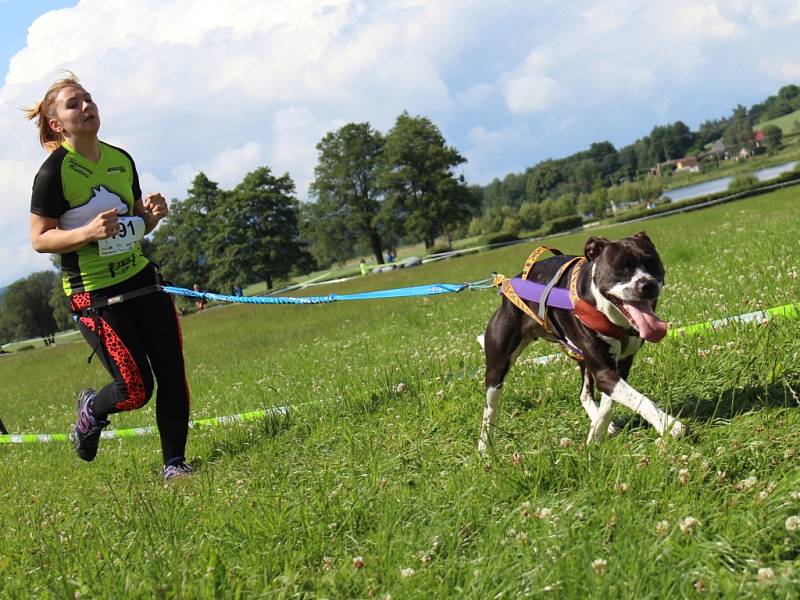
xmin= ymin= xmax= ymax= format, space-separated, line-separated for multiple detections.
xmin=30 ymin=141 xmax=150 ymax=295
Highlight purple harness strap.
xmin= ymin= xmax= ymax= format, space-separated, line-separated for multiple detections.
xmin=503 ymin=277 xmax=574 ymax=310
xmin=506 ymin=277 xmax=584 ymax=357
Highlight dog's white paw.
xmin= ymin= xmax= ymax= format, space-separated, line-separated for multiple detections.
xmin=476 ymin=334 xmax=485 ymax=350
xmin=607 ymin=421 xmax=620 ymax=437
xmin=668 ymin=420 xmax=686 ymax=439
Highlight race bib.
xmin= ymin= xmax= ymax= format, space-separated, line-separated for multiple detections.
xmin=98 ymin=216 xmax=145 ymax=256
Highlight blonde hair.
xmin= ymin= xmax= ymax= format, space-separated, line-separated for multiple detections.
xmin=24 ymin=72 xmax=81 ymax=152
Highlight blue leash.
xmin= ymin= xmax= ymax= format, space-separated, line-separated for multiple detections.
xmin=163 ymin=278 xmax=494 ymax=306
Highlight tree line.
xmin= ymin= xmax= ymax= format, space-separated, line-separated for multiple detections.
xmin=478 ymin=84 xmax=799 ymax=212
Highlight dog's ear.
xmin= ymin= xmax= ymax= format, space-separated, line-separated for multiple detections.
xmin=634 ymin=231 xmax=652 ymax=244
xmin=584 ymin=236 xmax=609 ymax=261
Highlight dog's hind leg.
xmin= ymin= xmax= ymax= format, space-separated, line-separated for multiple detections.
xmin=478 ymin=305 xmax=531 ymax=453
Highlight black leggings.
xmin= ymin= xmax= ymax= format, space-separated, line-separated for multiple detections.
xmin=71 ymin=266 xmax=190 ymax=465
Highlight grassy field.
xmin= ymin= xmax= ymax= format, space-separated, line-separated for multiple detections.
xmin=1 ymin=187 xmax=800 ymax=598
xmin=758 ymin=108 xmax=800 ymax=135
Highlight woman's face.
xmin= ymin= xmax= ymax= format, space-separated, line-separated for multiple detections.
xmin=49 ymin=84 xmax=100 ymax=140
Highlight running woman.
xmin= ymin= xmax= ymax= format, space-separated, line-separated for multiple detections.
xmin=26 ymin=74 xmax=192 ymax=480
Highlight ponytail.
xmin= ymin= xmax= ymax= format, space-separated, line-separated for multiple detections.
xmin=23 ymin=72 xmax=80 ymax=152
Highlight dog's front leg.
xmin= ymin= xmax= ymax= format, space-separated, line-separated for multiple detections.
xmin=579 ymin=368 xmax=618 ymax=442
xmin=594 ymin=369 xmax=684 ymax=438
xmin=586 ymin=393 xmax=614 ymax=444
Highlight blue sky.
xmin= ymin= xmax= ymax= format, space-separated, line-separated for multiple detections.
xmin=1 ymin=0 xmax=799 ymax=287
xmin=0 ymin=1 xmax=77 ymax=66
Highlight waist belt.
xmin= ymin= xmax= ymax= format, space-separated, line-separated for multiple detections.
xmin=74 ymin=283 xmax=163 ymax=364
xmin=76 ymin=284 xmax=163 ymax=316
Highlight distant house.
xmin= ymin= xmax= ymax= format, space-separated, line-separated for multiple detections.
xmin=675 ymin=156 xmax=700 ymax=173
xmin=754 ymin=129 xmax=765 ymax=145
xmin=698 ymin=139 xmax=727 ymax=162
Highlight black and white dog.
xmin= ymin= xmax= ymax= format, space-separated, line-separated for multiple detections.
xmin=478 ymin=231 xmax=685 ymax=451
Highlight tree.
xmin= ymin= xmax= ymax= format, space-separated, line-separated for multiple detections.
xmin=379 ymin=112 xmax=476 ymax=248
xmin=518 ymin=202 xmax=542 ymax=231
xmin=723 ymin=105 xmax=755 ymax=155
xmin=525 ymin=161 xmax=563 ymax=201
xmin=759 ymin=124 xmax=783 ymax=152
xmin=47 ymin=254 xmax=72 ymax=332
xmin=49 ymin=275 xmax=73 ymax=332
xmin=0 ymin=271 xmax=59 ymax=341
xmin=210 ymin=167 xmax=310 ymax=290
xmin=300 ymin=201 xmax=359 ymax=267
xmin=151 ymin=173 xmax=223 ymax=288
xmin=308 ymin=123 xmax=387 ymax=265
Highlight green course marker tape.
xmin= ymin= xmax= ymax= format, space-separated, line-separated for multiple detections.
xmin=528 ymin=301 xmax=800 ymax=366
xmin=669 ymin=303 xmax=798 ymax=337
xmin=0 ymin=406 xmax=289 ymax=445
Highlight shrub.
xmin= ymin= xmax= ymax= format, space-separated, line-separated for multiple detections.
xmin=518 ymin=202 xmax=543 ymax=230
xmin=467 ymin=217 xmax=482 ymax=237
xmin=426 ymin=243 xmax=453 ymax=255
xmin=728 ymin=173 xmax=759 ymax=192
xmin=541 ymin=214 xmax=583 ymax=235
xmin=480 ymin=232 xmax=520 ymax=246
xmin=501 ymin=216 xmax=521 ymax=235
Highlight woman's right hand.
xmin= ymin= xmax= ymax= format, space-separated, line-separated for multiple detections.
xmin=84 ymin=208 xmax=119 ymax=241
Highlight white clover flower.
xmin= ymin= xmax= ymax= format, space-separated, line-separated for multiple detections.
xmin=790 ymin=491 xmax=800 ymax=501
xmin=737 ymin=476 xmax=758 ymax=491
xmin=393 ymin=383 xmax=407 ymax=394
xmin=591 ymin=558 xmax=607 ymax=575
xmin=400 ymin=567 xmax=415 ymax=578
xmin=655 ymin=520 xmax=670 ymax=536
xmin=757 ymin=567 xmax=775 ymax=582
xmin=679 ymin=517 xmax=701 ymax=534
xmin=785 ymin=515 xmax=800 ymax=532
xmin=678 ymin=468 xmax=689 ymax=485
xmin=559 ymin=437 xmax=573 ymax=448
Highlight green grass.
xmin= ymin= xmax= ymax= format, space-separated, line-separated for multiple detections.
xmin=2 ymin=188 xmax=800 ymax=598
xmin=757 ymin=107 xmax=800 ymax=134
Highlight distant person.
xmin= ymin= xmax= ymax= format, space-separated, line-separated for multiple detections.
xmin=26 ymin=73 xmax=192 ymax=480
xmin=193 ymin=283 xmax=206 ymax=311
xmin=359 ymin=259 xmax=368 ymax=276
xmin=233 ymin=283 xmax=243 ymax=297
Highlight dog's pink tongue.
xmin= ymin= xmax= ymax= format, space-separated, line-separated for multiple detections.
xmin=623 ymin=300 xmax=667 ymax=342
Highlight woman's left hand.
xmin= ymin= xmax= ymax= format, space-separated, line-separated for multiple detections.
xmin=144 ymin=193 xmax=169 ymax=222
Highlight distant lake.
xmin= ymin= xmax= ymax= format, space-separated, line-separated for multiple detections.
xmin=663 ymin=161 xmax=798 ymax=203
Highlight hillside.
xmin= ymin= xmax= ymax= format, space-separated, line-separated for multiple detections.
xmin=757 ymin=107 xmax=800 ymax=134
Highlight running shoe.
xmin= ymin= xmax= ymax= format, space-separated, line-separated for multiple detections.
xmin=69 ymin=388 xmax=110 ymax=462
xmin=162 ymin=460 xmax=194 ymax=481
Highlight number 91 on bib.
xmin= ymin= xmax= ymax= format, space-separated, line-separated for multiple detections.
xmin=98 ymin=216 xmax=146 ymax=257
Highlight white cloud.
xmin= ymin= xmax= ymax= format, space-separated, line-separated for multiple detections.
xmin=760 ymin=57 xmax=800 ymax=81
xmin=723 ymin=0 xmax=800 ymax=28
xmin=455 ymin=83 xmax=495 ymax=111
xmin=504 ymin=74 xmax=564 ymax=114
